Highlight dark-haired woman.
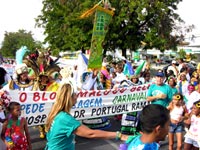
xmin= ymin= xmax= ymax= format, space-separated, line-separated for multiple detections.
xmin=168 ymin=77 xmax=178 ymax=96
xmin=0 ymin=67 xmax=10 ymax=89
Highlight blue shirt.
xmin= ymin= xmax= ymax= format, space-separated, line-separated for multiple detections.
xmin=46 ymin=111 xmax=81 ymax=150
xmin=147 ymin=83 xmax=172 ymax=107
xmin=128 ymin=135 xmax=159 ymax=150
xmin=170 ymin=87 xmax=178 ymax=96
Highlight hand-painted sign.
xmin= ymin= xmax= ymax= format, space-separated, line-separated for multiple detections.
xmin=8 ymin=84 xmax=150 ymax=126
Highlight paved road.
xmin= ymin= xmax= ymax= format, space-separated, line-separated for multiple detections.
xmin=30 ymin=117 xmax=175 ymax=150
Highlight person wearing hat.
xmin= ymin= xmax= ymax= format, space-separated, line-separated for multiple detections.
xmin=130 ymin=75 xmax=142 ymax=85
xmin=147 ymin=70 xmax=173 ymax=107
xmin=167 ymin=60 xmax=179 ymax=78
xmin=176 ymin=72 xmax=189 ymax=96
xmin=3 ymin=64 xmax=34 ymax=91
xmin=81 ymin=69 xmax=111 ymax=129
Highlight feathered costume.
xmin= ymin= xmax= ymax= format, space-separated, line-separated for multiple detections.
xmin=23 ymin=50 xmax=61 ymax=139
xmin=23 ymin=51 xmax=60 ymax=91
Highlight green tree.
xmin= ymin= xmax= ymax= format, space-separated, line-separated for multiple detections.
xmin=36 ymin=0 xmax=186 ymax=57
xmin=36 ymin=0 xmax=95 ymax=51
xmin=0 ymin=30 xmax=41 ymax=58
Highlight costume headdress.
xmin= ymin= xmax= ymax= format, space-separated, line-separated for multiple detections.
xmin=8 ymin=46 xmax=34 ymax=89
xmin=23 ymin=50 xmax=60 ymax=90
xmin=15 ymin=46 xmax=29 ymax=76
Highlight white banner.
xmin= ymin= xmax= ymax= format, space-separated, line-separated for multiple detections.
xmin=8 ymin=84 xmax=150 ymax=126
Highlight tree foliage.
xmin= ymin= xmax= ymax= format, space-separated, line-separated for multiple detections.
xmin=0 ymin=30 xmax=41 ymax=58
xmin=36 ymin=0 xmax=187 ymax=56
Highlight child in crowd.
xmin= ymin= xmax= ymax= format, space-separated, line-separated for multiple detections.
xmin=119 ymin=104 xmax=170 ymax=150
xmin=0 ymin=99 xmax=6 ymax=150
xmin=2 ymin=102 xmax=32 ymax=150
xmin=184 ymin=100 xmax=200 ymax=150
xmin=167 ymin=93 xmax=188 ymax=150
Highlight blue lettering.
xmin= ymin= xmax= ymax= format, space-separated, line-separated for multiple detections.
xmin=26 ymin=104 xmax=31 ymax=114
xmin=21 ymin=104 xmax=25 ymax=111
xmin=74 ymin=97 xmax=103 ymax=108
xmin=39 ymin=103 xmax=45 ymax=112
xmin=21 ymin=103 xmax=45 ymax=114
xmin=32 ymin=104 xmax=38 ymax=113
xmin=90 ymin=99 xmax=94 ymax=107
xmin=84 ymin=100 xmax=89 ymax=108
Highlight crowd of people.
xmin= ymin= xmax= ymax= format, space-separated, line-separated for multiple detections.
xmin=0 ymin=50 xmax=200 ymax=150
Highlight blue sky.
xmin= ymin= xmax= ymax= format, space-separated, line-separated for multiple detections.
xmin=0 ymin=0 xmax=199 ymax=47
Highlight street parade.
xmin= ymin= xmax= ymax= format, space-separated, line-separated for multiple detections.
xmin=0 ymin=0 xmax=200 ymax=150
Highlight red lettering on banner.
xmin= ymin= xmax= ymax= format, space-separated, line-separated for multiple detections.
xmin=142 ymin=86 xmax=146 ymax=91
xmin=137 ymin=86 xmax=141 ymax=91
xmin=33 ymin=92 xmax=40 ymax=102
xmin=89 ymin=91 xmax=96 ymax=97
xmin=78 ymin=91 xmax=88 ymax=97
xmin=112 ymin=90 xmax=118 ymax=94
xmin=97 ymin=91 xmax=101 ymax=96
xmin=49 ymin=92 xmax=56 ymax=100
xmin=103 ymin=90 xmax=111 ymax=95
xmin=119 ymin=88 xmax=126 ymax=93
xmin=130 ymin=87 xmax=136 ymax=92
xmin=42 ymin=92 xmax=48 ymax=101
xmin=19 ymin=92 xmax=27 ymax=102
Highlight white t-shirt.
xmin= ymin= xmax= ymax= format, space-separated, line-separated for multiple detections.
xmin=167 ymin=65 xmax=178 ymax=77
xmin=115 ymin=72 xmax=127 ymax=83
xmin=186 ymin=91 xmax=200 ymax=112
xmin=185 ymin=115 xmax=200 ymax=142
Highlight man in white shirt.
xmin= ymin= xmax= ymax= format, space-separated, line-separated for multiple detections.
xmin=167 ymin=60 xmax=179 ymax=77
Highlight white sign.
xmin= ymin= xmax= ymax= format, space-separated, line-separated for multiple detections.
xmin=8 ymin=84 xmax=150 ymax=126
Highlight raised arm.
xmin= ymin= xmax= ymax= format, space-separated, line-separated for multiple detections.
xmin=74 ymin=124 xmax=128 ymax=141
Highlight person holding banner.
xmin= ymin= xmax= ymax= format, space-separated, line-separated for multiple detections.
xmin=45 ymin=83 xmax=128 ymax=150
xmin=23 ymin=50 xmax=61 ymax=139
xmin=81 ymin=69 xmax=111 ymax=129
xmin=3 ymin=64 xmax=34 ymax=91
xmin=147 ymin=70 xmax=173 ymax=107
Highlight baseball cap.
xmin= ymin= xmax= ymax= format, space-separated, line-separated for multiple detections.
xmin=156 ymin=71 xmax=165 ymax=77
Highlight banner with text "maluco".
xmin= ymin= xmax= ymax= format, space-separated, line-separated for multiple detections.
xmin=8 ymin=84 xmax=150 ymax=126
